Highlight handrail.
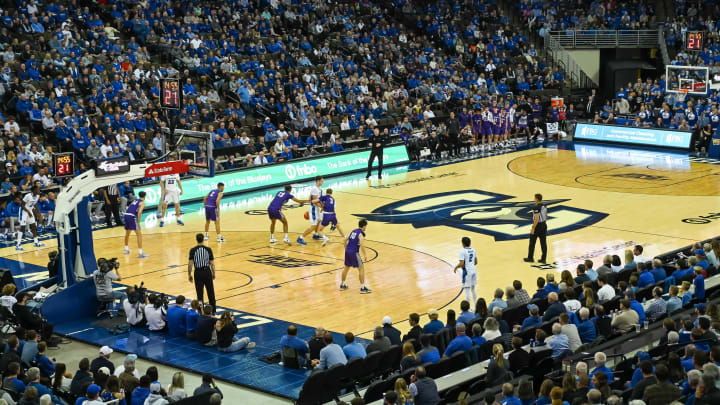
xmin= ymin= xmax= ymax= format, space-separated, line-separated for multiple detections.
xmin=544 ymin=33 xmax=598 ymax=89
xmin=658 ymin=26 xmax=671 ymax=66
xmin=547 ymin=29 xmax=659 ymax=48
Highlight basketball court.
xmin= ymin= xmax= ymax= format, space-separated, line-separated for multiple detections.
xmin=3 ymin=141 xmax=720 ymax=397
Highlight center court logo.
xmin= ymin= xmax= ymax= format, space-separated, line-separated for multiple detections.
xmin=356 ymin=190 xmax=608 ymax=241
xmin=284 ymin=163 xmax=318 ymax=180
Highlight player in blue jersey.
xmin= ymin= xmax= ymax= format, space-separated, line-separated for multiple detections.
xmin=315 ymin=188 xmax=346 ymax=246
xmin=203 ymin=183 xmax=225 ymax=242
xmin=123 ymin=191 xmax=147 ymax=258
xmin=268 ymin=185 xmax=309 ymax=244
xmin=340 ymin=219 xmax=371 ymax=294
xmin=453 ymin=237 xmax=478 ymax=303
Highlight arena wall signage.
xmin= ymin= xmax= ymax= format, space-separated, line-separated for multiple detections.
xmin=574 ymin=123 xmax=692 ymax=149
xmin=136 ymin=145 xmax=410 ymax=208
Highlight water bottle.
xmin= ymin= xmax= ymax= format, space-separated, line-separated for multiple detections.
xmin=530 ymin=338 xmax=535 ymax=348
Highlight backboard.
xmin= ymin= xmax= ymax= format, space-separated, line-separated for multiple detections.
xmin=161 ymin=128 xmax=214 ymax=177
xmin=665 ymin=65 xmax=709 ymax=96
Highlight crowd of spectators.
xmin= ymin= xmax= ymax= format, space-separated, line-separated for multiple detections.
xmin=287 ymin=240 xmax=720 ymax=404
xmin=0 ymin=343 xmax=225 ymax=405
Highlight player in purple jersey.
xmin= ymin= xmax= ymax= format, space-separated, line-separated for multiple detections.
xmin=268 ymin=185 xmax=308 ymax=244
xmin=123 ymin=191 xmax=147 ymax=258
xmin=340 ymin=219 xmax=371 ymax=294
xmin=203 ymin=183 xmax=225 ymax=242
xmin=315 ymin=189 xmax=346 ymax=246
xmin=480 ymin=107 xmax=492 ymax=150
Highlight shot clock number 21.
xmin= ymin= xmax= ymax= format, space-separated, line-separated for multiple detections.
xmin=160 ymin=78 xmax=183 ymax=110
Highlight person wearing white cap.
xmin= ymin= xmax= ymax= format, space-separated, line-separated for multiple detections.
xmin=382 ymin=316 xmax=402 ymax=345
xmin=90 ymin=346 xmax=115 ymax=376
xmin=114 ymin=354 xmax=140 ymax=378
xmin=144 ymin=381 xmax=169 ymax=405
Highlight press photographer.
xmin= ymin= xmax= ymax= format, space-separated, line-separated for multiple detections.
xmin=92 ymin=258 xmax=123 ymax=305
xmin=145 ymin=293 xmax=169 ymax=332
xmin=122 ymin=284 xmax=148 ymax=327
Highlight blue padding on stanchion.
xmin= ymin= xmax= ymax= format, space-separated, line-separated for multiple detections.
xmin=41 ymin=278 xmax=97 ymax=325
xmin=75 ymin=197 xmax=98 ymax=278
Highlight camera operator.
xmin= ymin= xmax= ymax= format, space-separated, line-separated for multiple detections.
xmin=93 ymin=258 xmax=123 ymax=306
xmin=122 ymin=285 xmax=148 ymax=327
xmin=13 ymin=292 xmax=55 ymax=344
xmin=47 ymin=251 xmax=59 ymax=279
xmin=145 ymin=294 xmax=168 ymax=332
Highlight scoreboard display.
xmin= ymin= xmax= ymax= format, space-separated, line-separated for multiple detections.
xmin=685 ymin=31 xmax=704 ymax=51
xmin=53 ymin=153 xmax=75 ymax=177
xmin=160 ymin=78 xmax=182 ymax=109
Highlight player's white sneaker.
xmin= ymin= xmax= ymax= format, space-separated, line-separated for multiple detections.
xmin=270 ymin=237 xmax=278 ymax=243
xmin=322 ymin=236 xmax=329 ymax=247
xmin=283 ymin=238 xmax=292 ymax=245
xmin=138 ymin=253 xmax=149 ymax=258
xmin=15 ymin=245 xmax=23 ymax=251
xmin=124 ymin=248 xmax=130 ymax=255
xmin=217 ymin=237 xmax=226 ymax=242
xmin=339 ymin=283 xmax=348 ymax=291
xmin=204 ymin=234 xmax=209 ymax=241
xmin=33 ymin=242 xmax=45 ymax=247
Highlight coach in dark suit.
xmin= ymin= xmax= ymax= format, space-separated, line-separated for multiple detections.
xmin=366 ymin=128 xmax=388 ymax=179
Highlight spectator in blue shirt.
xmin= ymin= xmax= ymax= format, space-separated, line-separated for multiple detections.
xmin=500 ymin=382 xmax=522 ymax=405
xmin=650 ymin=259 xmax=667 ymax=283
xmin=470 ymin=324 xmax=486 ymax=346
xmin=312 ymin=333 xmax=347 ymax=370
xmin=27 ymin=367 xmax=64 ymax=404
xmin=544 ymin=274 xmax=559 ymax=294
xmin=417 ymin=335 xmax=441 ymax=364
xmin=576 ymin=307 xmax=597 ymax=344
xmin=589 ymin=352 xmax=614 ymax=385
xmin=488 ymin=288 xmax=507 ymax=313
xmin=342 ymin=332 xmax=366 ymax=360
xmin=35 ymin=342 xmax=55 ymax=378
xmin=3 ymin=362 xmax=25 ymax=394
xmin=547 ymin=323 xmax=570 ymax=360
xmin=186 ymin=300 xmax=201 ymax=339
xmin=444 ymin=323 xmax=472 ymax=357
xmin=280 ymin=325 xmax=310 ymax=366
xmin=666 ymin=285 xmax=683 ymax=314
xmin=0 ymin=177 xmax=13 ymax=194
xmin=637 ymin=264 xmax=655 ymax=289
xmin=422 ymin=309 xmax=444 ymax=333
xmin=331 ymin=139 xmax=344 ymax=152
xmin=533 ymin=277 xmax=549 ymax=300
xmin=694 ymin=250 xmax=710 ymax=271
xmin=543 ymin=292 xmax=567 ymax=322
xmin=521 ymin=305 xmax=543 ymax=330
xmin=166 ymin=296 xmax=188 ymax=338
xmin=457 ymin=300 xmax=475 ymax=326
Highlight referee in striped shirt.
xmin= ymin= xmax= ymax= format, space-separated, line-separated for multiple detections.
xmin=188 ymin=233 xmax=217 ymax=313
xmin=524 ymin=193 xmax=548 ymax=264
xmin=103 ymin=184 xmax=122 ymax=227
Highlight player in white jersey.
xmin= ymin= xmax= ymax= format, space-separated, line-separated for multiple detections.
xmin=159 ymin=173 xmax=184 ymax=227
xmin=296 ymin=176 xmax=324 ymax=246
xmin=16 ymin=185 xmax=45 ymax=250
xmin=453 ymin=237 xmax=477 ymax=302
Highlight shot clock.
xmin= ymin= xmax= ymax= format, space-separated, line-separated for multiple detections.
xmin=53 ymin=152 xmax=75 ymax=177
xmin=160 ymin=78 xmax=182 ymax=110
xmin=685 ymin=31 xmax=703 ymax=51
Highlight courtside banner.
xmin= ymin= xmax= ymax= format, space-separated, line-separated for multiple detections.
xmin=136 ymin=144 xmax=410 ymax=208
xmin=574 ymin=123 xmax=692 ymax=149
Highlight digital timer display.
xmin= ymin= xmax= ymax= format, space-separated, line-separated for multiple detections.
xmin=53 ymin=153 xmax=75 ymax=177
xmin=160 ymin=78 xmax=182 ymax=109
xmin=685 ymin=31 xmax=704 ymax=51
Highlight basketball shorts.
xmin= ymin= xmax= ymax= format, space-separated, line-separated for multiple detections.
xmin=462 ymin=269 xmax=477 ymax=288
xmin=124 ymin=215 xmax=137 ymax=231
xmin=321 ymin=213 xmax=337 ymax=227
xmin=19 ymin=210 xmax=35 ymax=226
xmin=345 ymin=251 xmax=362 ymax=268
xmin=309 ymin=205 xmax=321 ymax=226
xmin=205 ymin=207 xmax=218 ymax=221
xmin=268 ymin=209 xmax=284 ymax=220
xmin=164 ymin=190 xmax=180 ymax=204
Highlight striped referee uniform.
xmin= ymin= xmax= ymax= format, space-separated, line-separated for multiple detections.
xmin=189 ymin=239 xmax=216 ymax=313
xmin=103 ymin=184 xmax=122 ymax=227
xmin=525 ymin=195 xmax=548 ymax=263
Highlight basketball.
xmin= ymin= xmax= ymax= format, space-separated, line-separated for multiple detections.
xmin=304 ymin=212 xmax=310 ymax=220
